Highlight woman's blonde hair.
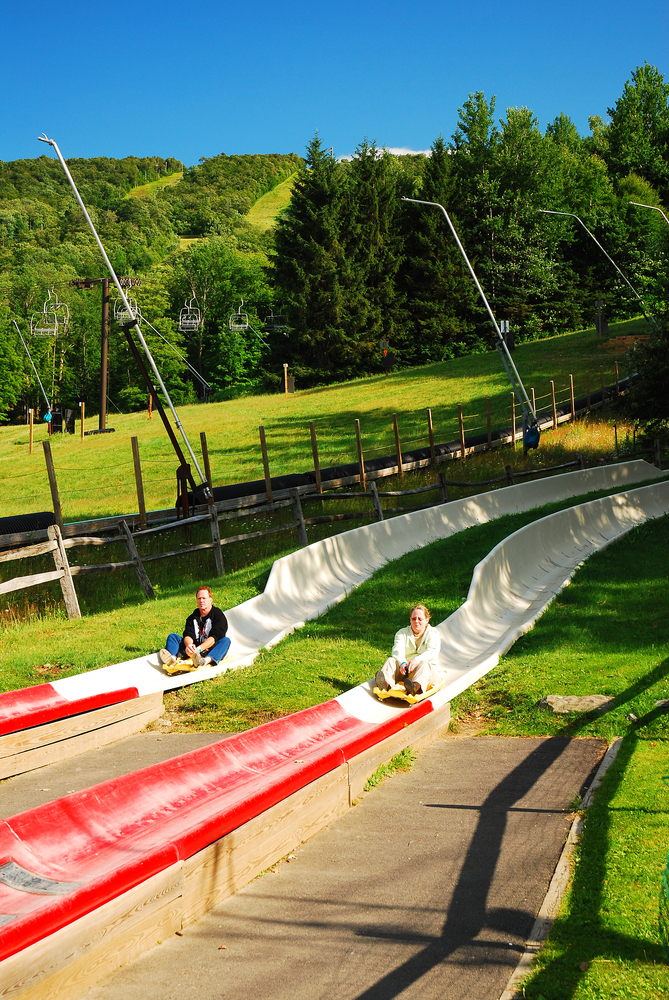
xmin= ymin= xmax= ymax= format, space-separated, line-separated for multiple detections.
xmin=410 ymin=604 xmax=430 ymax=620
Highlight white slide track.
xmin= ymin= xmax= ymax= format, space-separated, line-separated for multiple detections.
xmin=53 ymin=461 xmax=666 ymax=706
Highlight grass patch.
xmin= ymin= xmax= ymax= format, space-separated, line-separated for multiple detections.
xmin=126 ymin=172 xmax=183 ymax=198
xmin=246 ymin=172 xmax=297 ymax=230
xmin=363 ymin=747 xmax=416 ymax=791
xmin=0 ymin=322 xmax=644 ymax=523
xmin=520 ymin=737 xmax=669 ymax=999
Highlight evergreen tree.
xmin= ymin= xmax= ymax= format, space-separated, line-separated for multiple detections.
xmin=272 ymin=135 xmax=352 ymax=382
xmin=606 ymin=63 xmax=669 ymax=202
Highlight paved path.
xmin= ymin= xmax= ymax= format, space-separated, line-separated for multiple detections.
xmin=73 ymin=734 xmax=605 ymax=1000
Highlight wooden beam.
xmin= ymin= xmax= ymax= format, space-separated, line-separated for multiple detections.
xmin=392 ymin=413 xmax=403 ymax=478
xmin=119 ymin=520 xmax=154 ymax=599
xmin=42 ymin=441 xmax=63 ymax=528
xmin=355 ymin=418 xmax=366 ymax=490
xmin=0 ymin=569 xmax=64 ymax=596
xmin=259 ymin=425 xmax=273 ymax=502
xmin=309 ymin=421 xmax=322 ymax=494
xmin=49 ymin=524 xmax=81 ymax=619
xmin=131 ymin=437 xmax=147 ymax=529
xmin=289 ymin=488 xmax=308 ymax=546
xmin=0 ymin=540 xmax=57 ymax=564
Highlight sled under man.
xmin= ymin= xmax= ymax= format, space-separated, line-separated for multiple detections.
xmin=160 ymin=585 xmax=230 ymax=668
xmin=375 ymin=604 xmax=442 ymax=696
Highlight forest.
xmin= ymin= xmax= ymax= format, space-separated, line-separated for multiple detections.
xmin=0 ymin=62 xmax=667 ymax=419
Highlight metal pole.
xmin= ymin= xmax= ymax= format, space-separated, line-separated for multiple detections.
xmin=38 ymin=134 xmax=211 ymax=496
xmin=100 ymin=277 xmax=109 ymax=430
xmin=629 ymin=202 xmax=669 ymax=228
xmin=402 ymin=197 xmax=537 ymax=422
xmin=538 ymin=209 xmax=659 ymax=332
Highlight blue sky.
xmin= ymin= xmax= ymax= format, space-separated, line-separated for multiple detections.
xmin=1 ymin=0 xmax=667 ymax=166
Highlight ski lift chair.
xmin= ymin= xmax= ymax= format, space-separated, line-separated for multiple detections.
xmin=50 ymin=294 xmax=70 ymax=334
xmin=30 ymin=289 xmax=59 ymax=337
xmin=114 ymin=296 xmax=139 ymax=325
xmin=179 ymin=297 xmax=201 ymax=333
xmin=30 ymin=308 xmax=58 ymax=337
xmin=229 ymin=298 xmax=249 ymax=332
xmin=263 ymin=309 xmax=287 ymax=332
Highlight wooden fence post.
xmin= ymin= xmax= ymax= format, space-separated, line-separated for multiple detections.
xmin=510 ymin=393 xmax=516 ymax=447
xmin=392 ymin=413 xmax=404 ymax=479
xmin=505 ymin=465 xmax=515 ymax=486
xmin=80 ymin=401 xmax=85 ymax=441
xmin=208 ymin=504 xmax=224 ymax=576
xmin=42 ymin=440 xmax=63 ymax=528
xmin=283 ymin=364 xmax=289 ymax=398
xmin=369 ymin=480 xmax=383 ymax=521
xmin=614 ymin=424 xmax=618 ymax=457
xmin=586 ymin=372 xmax=590 ymax=411
xmin=259 ymin=425 xmax=273 ymax=503
xmin=615 ymin=361 xmax=620 ymax=396
xmin=131 ymin=436 xmax=147 ymax=529
xmin=569 ymin=374 xmax=575 ymax=421
xmin=309 ymin=421 xmax=322 ymax=495
xmin=655 ymin=438 xmax=662 ymax=469
xmin=48 ymin=523 xmax=81 ymax=619
xmin=176 ymin=464 xmax=191 ymax=520
xmin=29 ymin=409 xmax=33 ymax=455
xmin=457 ymin=403 xmax=466 ymax=461
xmin=119 ymin=520 xmax=155 ymax=599
xmin=486 ymin=398 xmax=492 ymax=450
xmin=438 ymin=472 xmax=449 ymax=503
xmin=200 ymin=431 xmax=213 ymax=489
xmin=600 ymin=366 xmax=606 ymax=404
xmin=290 ymin=488 xmax=308 ymax=546
xmin=355 ymin=418 xmax=366 ymax=490
xmin=550 ymin=381 xmax=557 ymax=431
xmin=426 ymin=408 xmax=436 ymax=467
xmin=578 ymin=453 xmax=585 ymax=470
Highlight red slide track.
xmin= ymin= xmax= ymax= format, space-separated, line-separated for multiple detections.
xmin=0 ymin=684 xmax=140 ymax=737
xmin=0 ymin=696 xmax=433 ymax=962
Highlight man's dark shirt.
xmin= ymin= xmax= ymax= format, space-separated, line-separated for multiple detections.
xmin=183 ymin=606 xmax=228 ymax=645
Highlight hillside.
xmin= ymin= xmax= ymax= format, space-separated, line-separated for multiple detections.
xmin=0 ymin=322 xmax=638 ymax=522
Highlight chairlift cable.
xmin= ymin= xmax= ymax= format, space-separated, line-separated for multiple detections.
xmin=38 ymin=134 xmax=211 ymax=497
xmin=13 ymin=320 xmax=52 ymax=416
xmin=139 ymin=315 xmax=211 ymax=391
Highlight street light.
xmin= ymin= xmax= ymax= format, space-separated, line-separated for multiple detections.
xmin=402 ymin=197 xmax=539 ymax=449
xmin=538 ymin=209 xmax=659 ymax=332
xmin=629 ymin=201 xmax=669 ymax=228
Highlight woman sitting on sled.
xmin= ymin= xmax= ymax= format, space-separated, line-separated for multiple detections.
xmin=375 ymin=604 xmax=442 ymax=697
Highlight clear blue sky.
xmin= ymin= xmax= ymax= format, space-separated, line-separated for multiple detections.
xmin=2 ymin=0 xmax=667 ymax=166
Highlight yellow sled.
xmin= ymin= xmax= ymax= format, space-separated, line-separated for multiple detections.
xmin=373 ymin=678 xmax=445 ymax=705
xmin=161 ymin=656 xmax=209 ymax=676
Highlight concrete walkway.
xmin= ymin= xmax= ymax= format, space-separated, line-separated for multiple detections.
xmin=67 ymin=733 xmax=604 ymax=1000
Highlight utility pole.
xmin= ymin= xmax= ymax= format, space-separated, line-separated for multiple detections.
xmin=70 ymin=276 xmax=141 ymax=430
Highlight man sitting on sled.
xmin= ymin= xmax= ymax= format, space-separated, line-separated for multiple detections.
xmin=160 ymin=585 xmax=230 ymax=669
xmin=375 ymin=604 xmax=441 ymax=696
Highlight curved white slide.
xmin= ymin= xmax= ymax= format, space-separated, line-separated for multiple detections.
xmin=52 ymin=460 xmax=665 ymax=703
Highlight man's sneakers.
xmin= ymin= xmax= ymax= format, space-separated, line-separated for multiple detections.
xmin=159 ymin=648 xmax=176 ymax=667
xmin=190 ymin=648 xmax=207 ymax=667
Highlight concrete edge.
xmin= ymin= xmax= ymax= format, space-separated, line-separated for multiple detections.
xmin=498 ymin=736 xmax=623 ymax=1000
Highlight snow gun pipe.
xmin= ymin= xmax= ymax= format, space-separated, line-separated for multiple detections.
xmin=13 ymin=320 xmax=52 ymax=415
xmin=538 ymin=209 xmax=659 ymax=333
xmin=402 ymin=197 xmax=536 ymax=422
xmin=37 ymin=134 xmax=211 ymax=497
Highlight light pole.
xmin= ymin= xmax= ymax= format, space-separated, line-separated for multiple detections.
xmin=538 ymin=209 xmax=659 ymax=332
xmin=38 ymin=134 xmax=211 ymax=499
xmin=402 ymin=197 xmax=539 ymax=446
xmin=629 ymin=201 xmax=669 ymax=228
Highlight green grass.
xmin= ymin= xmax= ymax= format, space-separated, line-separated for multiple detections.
xmin=363 ymin=747 xmax=416 ymax=791
xmin=126 ymin=172 xmax=183 ymax=198
xmin=520 ymin=737 xmax=669 ymax=999
xmin=246 ymin=173 xmax=297 ymax=230
xmin=3 ymin=322 xmax=645 ymax=523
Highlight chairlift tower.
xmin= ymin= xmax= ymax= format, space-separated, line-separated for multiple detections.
xmin=69 ymin=276 xmax=141 ymax=430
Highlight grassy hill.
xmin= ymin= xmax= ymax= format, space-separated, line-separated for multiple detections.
xmin=247 ymin=173 xmax=298 ymax=230
xmin=126 ymin=172 xmax=184 ymax=199
xmin=0 ymin=321 xmax=642 ymax=523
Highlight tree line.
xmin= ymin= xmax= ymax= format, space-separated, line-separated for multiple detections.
xmin=0 ymin=63 xmax=667 ymax=424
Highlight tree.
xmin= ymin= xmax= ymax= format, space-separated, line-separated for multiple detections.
xmin=273 ymin=135 xmax=353 ymax=382
xmin=617 ymin=326 xmax=669 ymax=432
xmin=606 ymin=63 xmax=669 ymax=202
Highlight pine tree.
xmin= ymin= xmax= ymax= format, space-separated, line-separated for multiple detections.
xmin=272 ymin=135 xmax=352 ymax=382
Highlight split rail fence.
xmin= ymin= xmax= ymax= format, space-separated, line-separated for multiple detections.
xmin=2 ymin=366 xmax=666 ymax=617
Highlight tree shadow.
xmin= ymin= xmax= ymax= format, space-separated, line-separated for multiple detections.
xmin=349 ymin=656 xmax=669 ymax=1000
